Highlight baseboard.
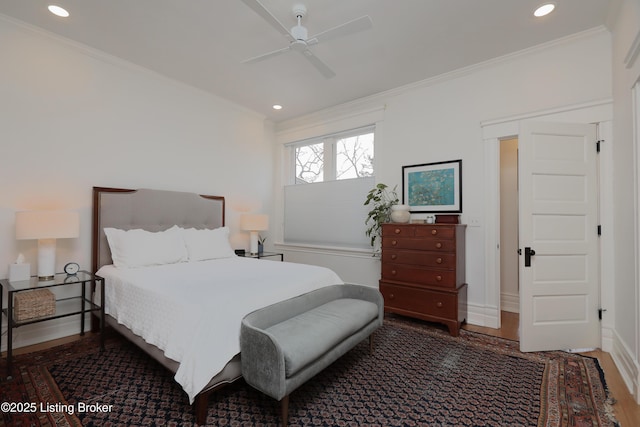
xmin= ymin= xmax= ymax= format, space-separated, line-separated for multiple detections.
xmin=0 ymin=315 xmax=86 ymax=353
xmin=466 ymin=302 xmax=500 ymax=329
xmin=500 ymin=292 xmax=519 ymax=313
xmin=609 ymin=328 xmax=640 ymax=402
xmin=600 ymin=324 xmax=614 ymax=353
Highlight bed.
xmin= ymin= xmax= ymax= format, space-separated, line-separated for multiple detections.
xmin=90 ymin=186 xmax=343 ymax=424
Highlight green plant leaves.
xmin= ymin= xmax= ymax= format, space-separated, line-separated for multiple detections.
xmin=364 ymin=183 xmax=399 ymax=250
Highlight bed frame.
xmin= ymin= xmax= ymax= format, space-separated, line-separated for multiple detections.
xmin=91 ymin=186 xmax=240 ymax=425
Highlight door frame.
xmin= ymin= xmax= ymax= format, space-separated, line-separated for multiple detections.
xmin=480 ymin=99 xmax=614 ymax=352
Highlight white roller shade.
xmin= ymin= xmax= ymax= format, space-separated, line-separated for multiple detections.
xmin=284 ymin=176 xmax=374 ymax=249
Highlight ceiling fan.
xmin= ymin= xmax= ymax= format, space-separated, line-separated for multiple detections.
xmin=240 ymin=0 xmax=373 ymax=79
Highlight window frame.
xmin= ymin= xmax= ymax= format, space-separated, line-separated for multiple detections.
xmin=287 ymin=125 xmax=375 ymax=185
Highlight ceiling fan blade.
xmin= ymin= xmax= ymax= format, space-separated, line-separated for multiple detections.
xmin=240 ymin=0 xmax=294 ymax=40
xmin=300 ymin=49 xmax=336 ymax=79
xmin=242 ymin=45 xmax=292 ymax=63
xmin=306 ymin=15 xmax=372 ymax=46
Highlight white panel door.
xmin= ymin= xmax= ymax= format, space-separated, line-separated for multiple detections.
xmin=519 ymin=121 xmax=599 ymax=352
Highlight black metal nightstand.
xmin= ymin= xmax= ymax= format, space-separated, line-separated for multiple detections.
xmin=240 ymin=251 xmax=284 ymax=261
xmin=0 ymin=271 xmax=105 ymax=379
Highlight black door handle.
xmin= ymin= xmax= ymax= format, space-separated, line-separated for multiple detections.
xmin=524 ymin=247 xmax=536 ymax=267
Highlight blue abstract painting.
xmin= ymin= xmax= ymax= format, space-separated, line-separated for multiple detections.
xmin=408 ymin=168 xmax=455 ymax=206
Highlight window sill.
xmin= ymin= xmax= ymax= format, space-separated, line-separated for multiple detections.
xmin=274 ymin=242 xmax=378 ymax=259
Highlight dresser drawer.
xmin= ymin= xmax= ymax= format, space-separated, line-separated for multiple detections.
xmin=381 ymin=263 xmax=457 ymax=287
xmin=382 ymin=224 xmax=416 ymax=237
xmin=380 ymin=283 xmax=457 ymax=319
xmin=415 ymin=226 xmax=455 ymax=239
xmin=382 ymin=224 xmax=456 ymax=240
xmin=382 ymin=237 xmax=456 ymax=252
xmin=382 ymin=249 xmax=456 ymax=267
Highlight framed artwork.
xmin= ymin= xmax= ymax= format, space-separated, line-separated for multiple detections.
xmin=402 ymin=159 xmax=462 ymax=213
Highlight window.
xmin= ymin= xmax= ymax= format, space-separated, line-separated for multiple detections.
xmin=293 ymin=127 xmax=374 ymax=184
xmin=294 ymin=142 xmax=324 ymax=183
xmin=336 ymin=132 xmax=374 ymax=179
xmin=284 ymin=126 xmax=375 ymax=249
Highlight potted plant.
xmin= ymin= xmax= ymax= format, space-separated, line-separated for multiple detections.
xmin=258 ymin=235 xmax=266 ymax=254
xmin=364 ymin=183 xmax=399 ymax=252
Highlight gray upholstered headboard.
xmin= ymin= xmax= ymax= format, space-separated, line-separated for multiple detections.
xmin=92 ymin=187 xmax=225 ymax=272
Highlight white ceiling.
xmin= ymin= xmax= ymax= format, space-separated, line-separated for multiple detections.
xmin=0 ymin=0 xmax=614 ymax=123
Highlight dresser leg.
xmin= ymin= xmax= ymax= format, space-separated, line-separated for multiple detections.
xmin=444 ymin=321 xmax=457 ymax=337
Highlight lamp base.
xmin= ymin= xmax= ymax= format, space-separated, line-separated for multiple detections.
xmin=37 ymin=238 xmax=56 ymax=281
xmin=249 ymin=231 xmax=259 ymax=255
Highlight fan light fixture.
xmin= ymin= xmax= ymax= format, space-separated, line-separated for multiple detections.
xmin=534 ymin=3 xmax=555 ymax=17
xmin=48 ymin=5 xmax=70 ymax=17
xmin=240 ymin=0 xmax=372 ymax=79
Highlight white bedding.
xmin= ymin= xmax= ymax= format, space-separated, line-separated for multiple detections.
xmin=96 ymin=256 xmax=343 ymax=403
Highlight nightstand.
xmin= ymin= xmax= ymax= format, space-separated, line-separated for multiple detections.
xmin=241 ymin=251 xmax=284 ymax=261
xmin=0 ymin=271 xmax=105 ymax=379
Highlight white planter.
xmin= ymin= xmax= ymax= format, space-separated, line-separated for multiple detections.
xmin=390 ymin=204 xmax=411 ymax=223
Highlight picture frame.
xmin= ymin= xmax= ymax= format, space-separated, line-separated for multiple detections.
xmin=402 ymin=159 xmax=462 ymax=213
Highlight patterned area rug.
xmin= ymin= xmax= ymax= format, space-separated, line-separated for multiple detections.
xmin=0 ymin=317 xmax=619 ymax=426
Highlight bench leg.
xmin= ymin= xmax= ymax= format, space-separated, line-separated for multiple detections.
xmin=280 ymin=395 xmax=289 ymax=427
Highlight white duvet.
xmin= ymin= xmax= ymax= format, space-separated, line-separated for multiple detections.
xmin=97 ymin=257 xmax=343 ymax=403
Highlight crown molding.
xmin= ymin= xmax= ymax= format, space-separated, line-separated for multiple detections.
xmin=277 ymin=26 xmax=610 ymax=130
xmin=625 ymin=29 xmax=640 ymax=69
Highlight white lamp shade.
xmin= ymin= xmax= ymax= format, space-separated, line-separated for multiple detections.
xmin=241 ymin=214 xmax=268 ymax=255
xmin=240 ymin=214 xmax=269 ymax=231
xmin=15 ymin=211 xmax=79 ymax=280
xmin=16 ymin=211 xmax=80 ymax=240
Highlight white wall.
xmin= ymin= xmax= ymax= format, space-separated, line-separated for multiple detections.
xmin=0 ymin=16 xmax=275 ymax=349
xmin=609 ymin=0 xmax=640 ymax=400
xmin=275 ymin=28 xmax=612 ymax=324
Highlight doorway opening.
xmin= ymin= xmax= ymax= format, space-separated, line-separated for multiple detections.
xmin=500 ymin=138 xmax=519 ymax=314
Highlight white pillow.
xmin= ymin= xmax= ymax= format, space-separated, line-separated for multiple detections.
xmin=104 ymin=225 xmax=188 ymax=268
xmin=183 ymin=226 xmax=236 ymax=261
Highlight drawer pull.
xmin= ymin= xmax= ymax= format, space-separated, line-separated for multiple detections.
xmin=391 ymin=254 xmax=397 ymax=260
xmin=435 ymin=242 xmax=442 ymax=249
xmin=431 ymin=229 xmax=437 ymax=235
xmin=391 ymin=240 xmax=398 ymax=246
xmin=389 ymin=293 xmax=395 ymax=300
xmin=436 ymin=258 xmax=443 ymax=264
xmin=436 ymin=301 xmax=443 ymax=308
xmin=394 ymin=228 xmax=401 ymax=234
xmin=391 ymin=270 xmax=397 ymax=275
xmin=436 ymin=275 xmax=442 ymax=281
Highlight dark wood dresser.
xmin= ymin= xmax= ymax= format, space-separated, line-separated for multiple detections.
xmin=379 ymin=223 xmax=467 ymax=336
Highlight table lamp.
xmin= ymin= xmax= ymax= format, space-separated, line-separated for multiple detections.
xmin=15 ymin=210 xmax=80 ymax=280
xmin=240 ymin=214 xmax=269 ymax=255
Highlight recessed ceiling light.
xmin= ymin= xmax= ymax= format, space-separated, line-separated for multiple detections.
xmin=272 ymin=104 xmax=283 ymax=110
xmin=48 ymin=5 xmax=70 ymax=18
xmin=534 ymin=3 xmax=555 ymax=17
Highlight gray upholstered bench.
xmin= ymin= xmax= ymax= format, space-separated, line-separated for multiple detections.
xmin=240 ymin=284 xmax=383 ymax=426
